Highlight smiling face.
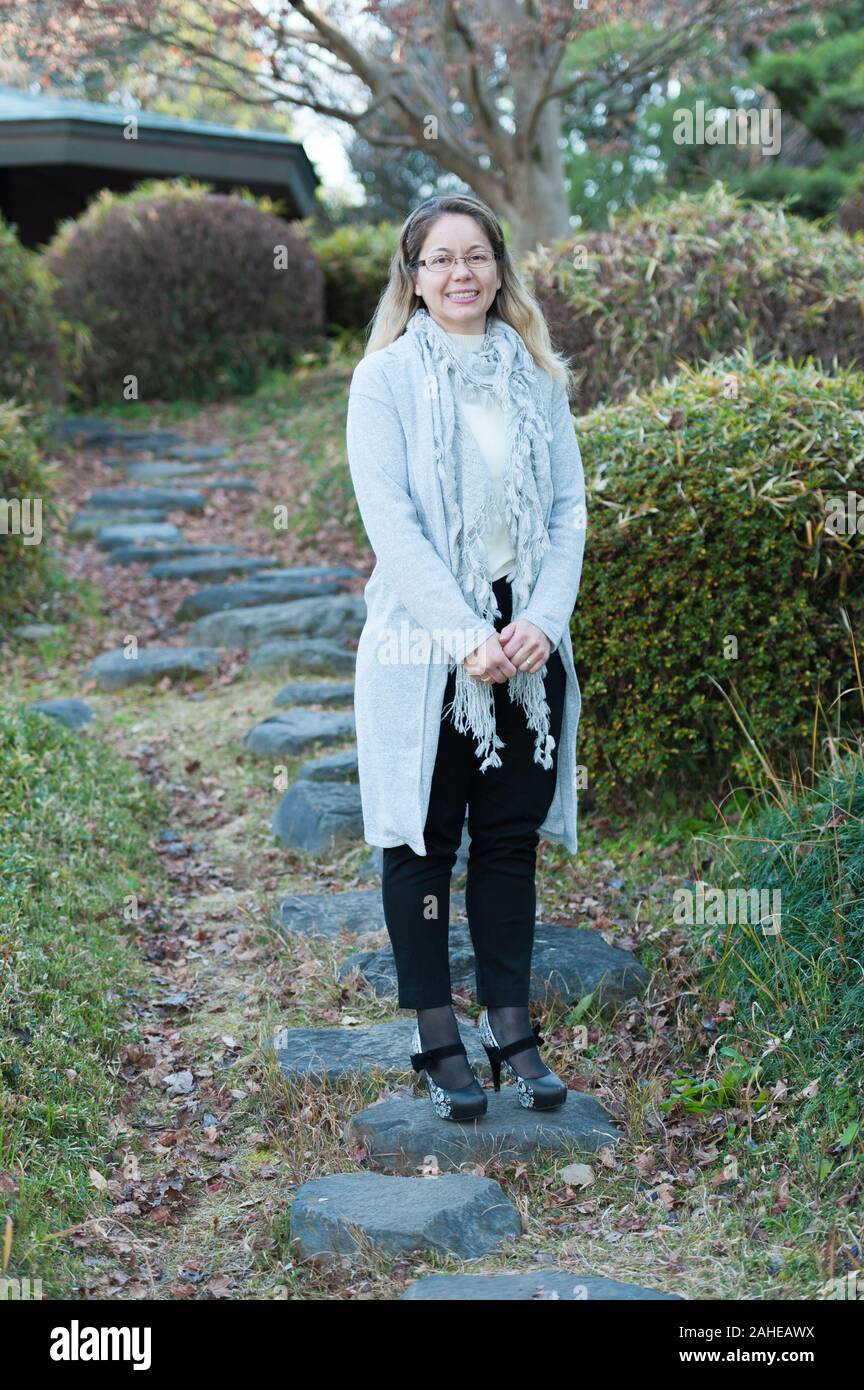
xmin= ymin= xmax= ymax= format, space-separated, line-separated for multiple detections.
xmin=411 ymin=212 xmax=503 ymax=335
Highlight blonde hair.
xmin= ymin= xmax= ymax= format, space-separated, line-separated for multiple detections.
xmin=363 ymin=194 xmax=573 ymax=393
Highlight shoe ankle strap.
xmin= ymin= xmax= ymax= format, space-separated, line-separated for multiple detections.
xmin=497 ymin=1022 xmax=545 ymax=1061
xmin=410 ymin=1040 xmax=467 ymax=1071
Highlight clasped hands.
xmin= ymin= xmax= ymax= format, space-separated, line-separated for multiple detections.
xmin=463 ymin=618 xmax=551 ymax=685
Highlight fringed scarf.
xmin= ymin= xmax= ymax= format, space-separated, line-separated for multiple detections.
xmin=405 ymin=305 xmax=557 ymax=773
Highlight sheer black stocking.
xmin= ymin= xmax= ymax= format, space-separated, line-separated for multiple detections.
xmin=486 ymin=1005 xmax=548 ymax=1078
xmin=415 ymin=1005 xmax=476 ymax=1090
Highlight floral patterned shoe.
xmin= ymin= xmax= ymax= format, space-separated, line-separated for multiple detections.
xmin=409 ymin=1025 xmax=488 ymax=1121
xmin=477 ymin=1008 xmax=568 ymax=1110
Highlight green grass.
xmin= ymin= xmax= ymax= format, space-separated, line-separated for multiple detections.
xmin=3 ymin=561 xmax=108 ymax=699
xmin=59 ymin=397 xmax=204 ymax=425
xmin=690 ymin=750 xmax=864 ymax=1124
xmin=0 ymin=706 xmax=167 ymax=1293
xmin=222 ymin=338 xmax=364 ymax=543
xmin=656 ymin=746 xmax=864 ymax=1294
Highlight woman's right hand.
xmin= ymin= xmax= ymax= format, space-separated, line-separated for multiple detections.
xmin=463 ymin=632 xmax=519 ymax=684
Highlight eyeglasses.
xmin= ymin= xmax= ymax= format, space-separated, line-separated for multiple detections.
xmin=411 ymin=251 xmax=500 ymax=273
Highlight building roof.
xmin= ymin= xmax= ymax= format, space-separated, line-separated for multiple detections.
xmin=0 ymin=83 xmax=319 ymax=214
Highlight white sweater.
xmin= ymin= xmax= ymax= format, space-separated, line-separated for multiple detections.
xmin=345 ymin=321 xmax=587 ymax=856
xmin=444 ymin=329 xmax=517 ymax=582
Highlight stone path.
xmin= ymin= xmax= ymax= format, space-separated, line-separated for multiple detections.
xmin=29 ymin=414 xmax=680 ymax=1300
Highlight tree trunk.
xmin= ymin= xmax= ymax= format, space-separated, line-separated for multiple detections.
xmin=500 ymin=98 xmax=572 ymax=260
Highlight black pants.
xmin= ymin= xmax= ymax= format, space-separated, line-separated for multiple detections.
xmin=381 ymin=577 xmax=566 ymax=1008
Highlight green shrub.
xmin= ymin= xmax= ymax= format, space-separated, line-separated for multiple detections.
xmin=0 ymin=402 xmax=55 ymax=632
xmin=571 ymin=352 xmax=864 ymax=806
xmin=732 ymin=160 xmax=853 ymax=222
xmin=43 ymin=180 xmax=326 ymax=404
xmin=0 ymin=216 xmax=64 ymax=412
xmin=524 ymin=182 xmax=864 ymax=413
xmin=310 ymin=220 xmax=398 ymax=332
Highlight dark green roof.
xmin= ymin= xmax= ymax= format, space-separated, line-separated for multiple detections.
xmin=0 ymin=83 xmax=319 ymax=213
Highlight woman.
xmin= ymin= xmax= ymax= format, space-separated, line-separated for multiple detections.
xmin=345 ymin=193 xmax=587 ymax=1123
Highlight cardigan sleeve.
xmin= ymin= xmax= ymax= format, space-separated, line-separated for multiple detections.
xmin=346 ymin=382 xmax=498 ymax=665
xmin=510 ymin=380 xmax=587 ymax=650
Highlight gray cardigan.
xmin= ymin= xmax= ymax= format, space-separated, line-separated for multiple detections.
xmin=346 ymin=326 xmax=587 ymax=856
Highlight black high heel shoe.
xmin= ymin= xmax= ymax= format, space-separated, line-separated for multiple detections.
xmin=409 ymin=1024 xmax=488 ymax=1121
xmin=477 ymin=1008 xmax=568 ymax=1110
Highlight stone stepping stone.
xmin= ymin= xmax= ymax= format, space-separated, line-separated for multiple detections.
xmin=70 ymin=509 xmax=168 ymax=537
xmin=217 ymin=571 xmax=348 ymax=592
xmin=340 ymin=930 xmax=479 ymax=1001
xmin=291 ymin=1172 xmax=522 ymax=1263
xmin=358 ymin=821 xmax=469 ymax=880
xmin=188 ymin=593 xmax=366 ymax=650
xmin=105 ymin=543 xmax=242 ymax=568
xmin=12 ymin=623 xmax=63 ymax=640
xmin=83 ymin=646 xmax=221 ymax=691
xmin=165 ymin=444 xmax=229 ymax=461
xmin=273 ymin=680 xmax=354 ymax=709
xmin=247 ymin=638 xmax=357 ymax=677
xmin=272 ymin=780 xmax=363 ymax=850
xmin=49 ymin=418 xmax=186 ymax=450
xmin=244 ymin=709 xmax=355 ymax=757
xmin=400 ymin=1271 xmax=683 ymax=1300
xmin=87 ymin=487 xmax=205 ymax=512
xmin=271 ymin=1016 xmax=484 ymax=1079
xmin=28 ymin=698 xmax=95 ymax=729
xmin=339 ymin=919 xmax=649 ymax=1008
xmin=197 ymin=478 xmax=257 ymax=492
xmin=150 ymin=554 xmax=274 ymax=582
xmin=96 ymin=455 xmax=240 ymax=471
xmin=297 ymin=747 xmax=359 ymax=781
xmin=97 ymin=431 xmax=188 ymax=452
xmin=274 ymin=887 xmax=466 ymax=938
xmin=99 ymin=432 xmax=188 ymax=453
xmin=96 ymin=523 xmax=185 ymax=551
xmin=346 ymin=1090 xmax=623 ymax=1174
xmin=177 ymin=577 xmax=341 ymax=622
xmin=254 ymin=565 xmax=361 ymax=582
xmin=126 ymin=461 xmax=213 ymax=481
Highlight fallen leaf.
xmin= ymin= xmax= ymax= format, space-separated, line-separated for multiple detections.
xmin=560 ymin=1162 xmax=594 ymax=1189
xmin=164 ymin=1070 xmax=196 ymax=1096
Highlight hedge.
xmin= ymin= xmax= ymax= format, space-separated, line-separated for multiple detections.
xmin=570 ymin=351 xmax=864 ymax=807
xmin=0 ymin=402 xmax=55 ymax=632
xmin=524 ymin=182 xmax=864 ymax=413
xmin=43 ymin=180 xmax=326 ymax=404
xmin=311 ymin=220 xmax=399 ymax=332
xmin=0 ymin=215 xmax=64 ymax=412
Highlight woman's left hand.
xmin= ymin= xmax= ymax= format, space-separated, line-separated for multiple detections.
xmin=498 ymin=619 xmax=551 ymax=675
